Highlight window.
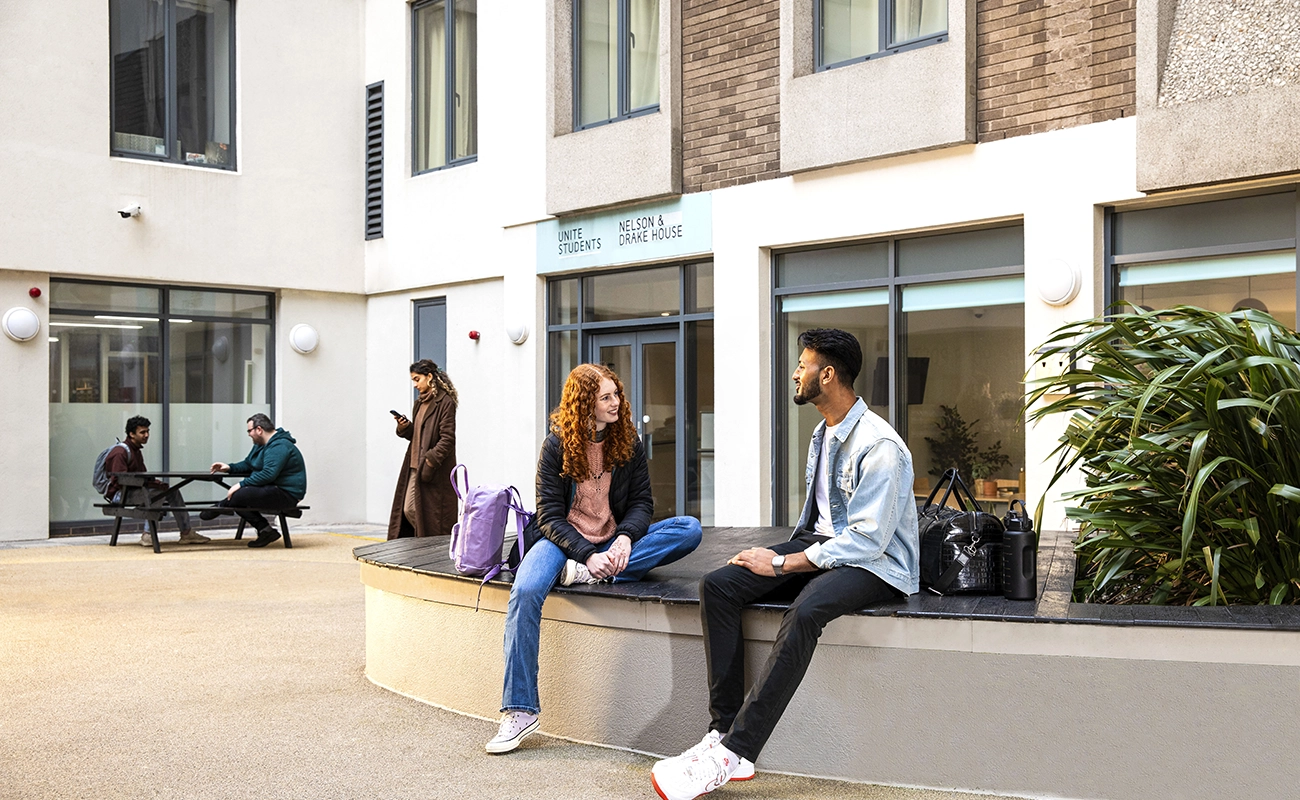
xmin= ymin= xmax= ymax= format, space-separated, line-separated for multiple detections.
xmin=48 ymin=281 xmax=273 ymax=525
xmin=575 ymin=0 xmax=659 ymax=128
xmin=413 ymin=0 xmax=478 ymax=173
xmin=816 ymin=0 xmax=946 ymax=70
xmin=774 ymin=227 xmax=1025 ymax=525
xmin=110 ymin=0 xmax=235 ymax=168
xmin=1108 ymin=192 xmax=1299 ymax=329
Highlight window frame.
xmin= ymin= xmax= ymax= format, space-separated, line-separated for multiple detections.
xmin=770 ymin=224 xmax=1025 ymax=524
xmin=1103 ymin=190 xmax=1300 ymax=320
xmin=571 ymin=0 xmax=661 ymax=131
xmin=108 ymin=0 xmax=238 ymax=170
xmin=813 ymin=0 xmax=948 ymax=72
xmin=48 ymin=278 xmax=275 ymax=527
xmin=544 ymin=262 xmax=714 ymax=520
xmin=411 ymin=0 xmax=478 ymax=175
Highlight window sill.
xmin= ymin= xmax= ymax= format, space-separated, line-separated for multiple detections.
xmin=109 ymin=154 xmax=240 ymax=175
xmin=411 ymin=156 xmax=479 ymax=178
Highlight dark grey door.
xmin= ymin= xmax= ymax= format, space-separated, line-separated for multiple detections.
xmin=591 ymin=329 xmax=679 ymax=520
xmin=414 ymin=298 xmax=447 ymax=368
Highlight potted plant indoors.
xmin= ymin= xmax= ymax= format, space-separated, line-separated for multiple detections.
xmin=925 ymin=404 xmax=1011 ymax=493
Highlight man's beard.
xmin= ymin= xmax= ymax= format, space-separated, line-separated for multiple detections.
xmin=793 ymin=379 xmax=821 ymax=406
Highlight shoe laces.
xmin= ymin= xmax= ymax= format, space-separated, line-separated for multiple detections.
xmin=681 ymin=752 xmax=732 ymax=791
xmin=495 ymin=712 xmax=533 ymax=740
xmin=681 ymin=730 xmax=723 ymax=759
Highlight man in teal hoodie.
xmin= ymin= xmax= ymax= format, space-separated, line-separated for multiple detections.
xmin=202 ymin=413 xmax=308 ymax=547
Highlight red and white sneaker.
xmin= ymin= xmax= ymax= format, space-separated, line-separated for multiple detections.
xmin=675 ymin=731 xmax=754 ymax=780
xmin=651 ymin=745 xmax=739 ymax=800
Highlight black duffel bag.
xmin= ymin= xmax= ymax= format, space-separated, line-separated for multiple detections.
xmin=918 ymin=468 xmax=1006 ymax=595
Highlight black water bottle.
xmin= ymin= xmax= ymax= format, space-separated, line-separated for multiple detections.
xmin=1002 ymin=500 xmax=1038 ymax=601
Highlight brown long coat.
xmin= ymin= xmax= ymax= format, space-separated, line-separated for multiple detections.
xmin=387 ymin=392 xmax=457 ymax=539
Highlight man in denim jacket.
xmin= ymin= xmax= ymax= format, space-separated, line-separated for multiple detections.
xmin=651 ymin=328 xmax=919 ymax=800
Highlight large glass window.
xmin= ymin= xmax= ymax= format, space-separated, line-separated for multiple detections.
xmin=546 ymin=263 xmax=713 ymax=522
xmin=48 ymin=281 xmax=272 ymax=526
xmin=817 ymin=0 xmax=946 ymax=69
xmin=110 ymin=0 xmax=235 ymax=168
xmin=414 ymin=0 xmax=478 ymax=173
xmin=576 ymin=0 xmax=660 ymax=128
xmin=775 ymin=227 xmax=1025 ymax=525
xmin=1110 ymin=191 xmax=1299 ymax=328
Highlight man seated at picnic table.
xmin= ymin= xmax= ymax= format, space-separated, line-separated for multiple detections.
xmin=201 ymin=413 xmax=307 ymax=548
xmin=103 ymin=415 xmax=211 ymax=547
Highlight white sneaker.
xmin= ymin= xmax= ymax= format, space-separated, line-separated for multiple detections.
xmin=671 ymin=731 xmax=754 ymax=781
xmin=485 ymin=710 xmax=539 ymax=754
xmin=560 ymin=559 xmax=600 ymax=586
xmin=139 ymin=532 xmax=154 ymax=547
xmin=178 ymin=530 xmax=211 ymax=544
xmin=651 ymin=746 xmax=739 ymax=800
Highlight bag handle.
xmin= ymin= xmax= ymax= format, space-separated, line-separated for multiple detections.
xmin=450 ymin=463 xmax=469 ymax=501
xmin=922 ymin=468 xmax=984 ymax=514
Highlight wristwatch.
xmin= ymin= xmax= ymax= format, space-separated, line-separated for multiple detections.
xmin=771 ymin=554 xmax=786 ymax=576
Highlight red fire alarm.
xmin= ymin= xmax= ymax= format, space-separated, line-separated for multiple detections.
xmin=468 ymin=330 xmax=480 ymax=341
xmin=28 ymin=287 xmax=41 ymax=299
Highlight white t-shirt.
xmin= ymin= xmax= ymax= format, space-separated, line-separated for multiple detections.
xmin=813 ymin=420 xmax=841 ymax=536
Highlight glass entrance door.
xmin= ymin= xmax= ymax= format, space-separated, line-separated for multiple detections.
xmin=591 ymin=330 xmax=679 ymax=520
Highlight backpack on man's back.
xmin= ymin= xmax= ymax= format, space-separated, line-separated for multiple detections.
xmin=92 ymin=441 xmax=129 ymax=498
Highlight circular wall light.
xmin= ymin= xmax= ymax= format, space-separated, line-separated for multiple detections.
xmin=506 ymin=323 xmax=529 ymax=345
xmin=1037 ymin=258 xmax=1081 ymax=306
xmin=2 ymin=307 xmax=41 ymax=342
xmin=289 ymin=323 xmax=320 ymax=354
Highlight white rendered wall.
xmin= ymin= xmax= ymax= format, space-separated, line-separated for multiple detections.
xmin=0 ymin=271 xmax=51 ymax=541
xmin=0 ymin=1 xmax=365 ymax=293
xmin=709 ymin=118 xmax=1141 ymax=527
xmin=276 ymin=290 xmax=369 ymax=524
xmin=362 ymin=0 xmax=549 ymax=296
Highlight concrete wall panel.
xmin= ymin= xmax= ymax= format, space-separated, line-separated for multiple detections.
xmin=779 ymin=0 xmax=975 ymax=173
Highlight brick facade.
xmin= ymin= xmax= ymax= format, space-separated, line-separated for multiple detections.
xmin=681 ymin=0 xmax=781 ymax=193
xmin=977 ymin=0 xmax=1136 ymax=141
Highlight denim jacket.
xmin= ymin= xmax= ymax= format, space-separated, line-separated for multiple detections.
xmin=794 ymin=398 xmax=920 ymax=595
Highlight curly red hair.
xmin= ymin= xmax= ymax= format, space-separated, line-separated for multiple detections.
xmin=550 ymin=364 xmax=636 ymax=481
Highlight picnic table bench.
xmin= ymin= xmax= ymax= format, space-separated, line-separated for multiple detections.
xmin=97 ymin=471 xmax=307 ymax=553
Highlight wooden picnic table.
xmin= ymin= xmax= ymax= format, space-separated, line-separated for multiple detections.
xmin=99 ymin=471 xmax=232 ymax=553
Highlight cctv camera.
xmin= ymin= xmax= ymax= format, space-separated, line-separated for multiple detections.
xmin=118 ymin=204 xmax=141 ymax=218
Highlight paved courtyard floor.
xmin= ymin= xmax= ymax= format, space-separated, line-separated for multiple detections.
xmin=1 ymin=526 xmax=1014 ymax=800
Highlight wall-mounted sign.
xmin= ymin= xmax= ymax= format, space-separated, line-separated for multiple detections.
xmin=536 ymin=194 xmax=712 ymax=274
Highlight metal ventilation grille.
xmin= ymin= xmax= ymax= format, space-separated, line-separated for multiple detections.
xmin=365 ymin=82 xmax=384 ymax=240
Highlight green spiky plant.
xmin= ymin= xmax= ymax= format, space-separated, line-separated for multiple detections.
xmin=1027 ymin=305 xmax=1300 ymax=606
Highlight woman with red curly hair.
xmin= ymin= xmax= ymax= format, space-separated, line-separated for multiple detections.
xmin=486 ymin=363 xmax=702 ymax=754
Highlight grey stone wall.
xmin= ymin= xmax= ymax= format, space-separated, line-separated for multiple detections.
xmin=1158 ymin=0 xmax=1300 ymax=107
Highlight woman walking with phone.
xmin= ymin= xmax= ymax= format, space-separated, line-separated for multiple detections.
xmin=388 ymin=359 xmax=458 ymax=539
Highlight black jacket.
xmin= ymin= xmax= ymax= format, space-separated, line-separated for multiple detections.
xmin=533 ymin=432 xmax=653 ymax=564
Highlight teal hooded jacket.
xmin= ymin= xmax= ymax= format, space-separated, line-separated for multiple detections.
xmin=229 ymin=428 xmax=307 ymax=501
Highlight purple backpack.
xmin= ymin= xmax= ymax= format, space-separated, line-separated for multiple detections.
xmin=449 ymin=465 xmax=532 ymax=605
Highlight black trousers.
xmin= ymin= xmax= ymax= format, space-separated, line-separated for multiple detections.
xmin=215 ymin=485 xmax=297 ymax=533
xmin=700 ymin=532 xmax=898 ymax=762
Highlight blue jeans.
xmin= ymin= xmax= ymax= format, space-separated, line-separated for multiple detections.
xmin=500 ymin=516 xmax=703 ymax=714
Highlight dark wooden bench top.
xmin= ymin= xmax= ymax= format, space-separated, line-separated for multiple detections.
xmin=354 ymin=526 xmax=1300 ymax=631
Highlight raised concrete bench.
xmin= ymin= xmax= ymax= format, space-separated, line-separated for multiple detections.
xmin=354 ymin=527 xmax=1300 ymax=800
